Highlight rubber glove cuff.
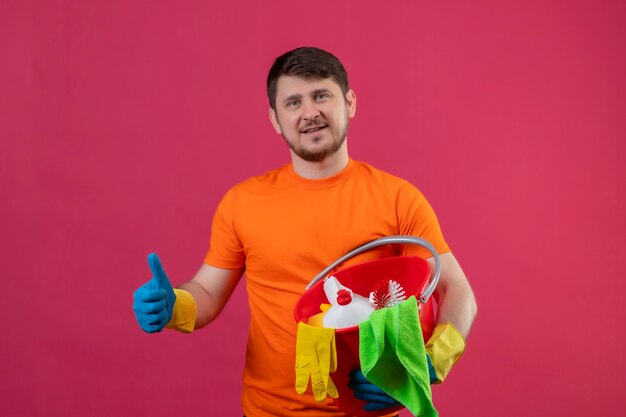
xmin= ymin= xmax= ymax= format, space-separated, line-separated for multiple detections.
xmin=165 ymin=289 xmax=197 ymax=333
xmin=425 ymin=322 xmax=466 ymax=383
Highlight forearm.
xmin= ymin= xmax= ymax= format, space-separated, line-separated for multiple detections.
xmin=176 ymin=281 xmax=220 ymax=329
xmin=427 ymin=252 xmax=477 ymax=339
xmin=435 ymin=282 xmax=477 ymax=339
xmin=424 ymin=252 xmax=476 ymax=382
xmin=177 ymin=264 xmax=244 ymax=329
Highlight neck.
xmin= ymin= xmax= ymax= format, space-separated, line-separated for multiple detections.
xmin=291 ymin=142 xmax=350 ymax=179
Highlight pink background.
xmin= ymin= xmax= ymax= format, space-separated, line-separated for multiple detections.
xmin=2 ymin=1 xmax=625 ymax=416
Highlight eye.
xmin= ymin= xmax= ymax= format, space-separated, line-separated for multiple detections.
xmin=315 ymin=93 xmax=329 ymax=101
xmin=285 ymin=100 xmax=300 ymax=108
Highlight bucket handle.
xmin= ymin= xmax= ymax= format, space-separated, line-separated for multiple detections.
xmin=305 ymin=235 xmax=441 ymax=304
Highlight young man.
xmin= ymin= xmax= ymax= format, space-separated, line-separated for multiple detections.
xmin=133 ymin=47 xmax=477 ymax=417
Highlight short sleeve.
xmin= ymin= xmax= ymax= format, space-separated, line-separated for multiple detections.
xmin=396 ymin=182 xmax=450 ymax=259
xmin=204 ymin=187 xmax=246 ymax=269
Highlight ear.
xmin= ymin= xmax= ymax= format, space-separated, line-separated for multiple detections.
xmin=345 ymin=89 xmax=357 ymax=118
xmin=269 ymin=108 xmax=282 ymax=134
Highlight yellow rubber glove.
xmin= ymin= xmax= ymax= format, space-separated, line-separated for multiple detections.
xmin=295 ymin=322 xmax=339 ymax=402
xmin=165 ymin=289 xmax=197 ymax=333
xmin=425 ymin=322 xmax=466 ymax=383
xmin=306 ymin=303 xmax=331 ymax=327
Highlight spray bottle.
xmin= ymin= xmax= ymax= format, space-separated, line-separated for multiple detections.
xmin=322 ymin=276 xmax=375 ymax=329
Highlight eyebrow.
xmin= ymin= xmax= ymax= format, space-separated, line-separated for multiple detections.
xmin=312 ymin=88 xmax=331 ymax=96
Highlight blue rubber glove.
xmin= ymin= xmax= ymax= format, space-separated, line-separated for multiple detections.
xmin=426 ymin=353 xmax=437 ymax=384
xmin=349 ymin=356 xmax=438 ymax=411
xmin=132 ymin=253 xmax=176 ymax=333
xmin=349 ymin=369 xmax=401 ymax=411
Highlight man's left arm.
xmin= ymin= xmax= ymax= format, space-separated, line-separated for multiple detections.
xmin=425 ymin=252 xmax=477 ymax=382
xmin=428 ymin=252 xmax=477 ymax=337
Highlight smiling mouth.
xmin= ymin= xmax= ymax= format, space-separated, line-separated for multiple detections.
xmin=301 ymin=125 xmax=327 ymax=134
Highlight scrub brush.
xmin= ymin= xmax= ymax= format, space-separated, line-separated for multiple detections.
xmin=369 ymin=279 xmax=407 ymax=309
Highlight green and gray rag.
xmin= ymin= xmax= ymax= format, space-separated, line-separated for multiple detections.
xmin=359 ymin=295 xmax=438 ymax=417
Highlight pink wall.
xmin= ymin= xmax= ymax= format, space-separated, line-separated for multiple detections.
xmin=2 ymin=1 xmax=625 ymax=416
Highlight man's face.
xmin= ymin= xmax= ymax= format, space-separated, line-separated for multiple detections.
xmin=269 ymin=75 xmax=356 ymax=162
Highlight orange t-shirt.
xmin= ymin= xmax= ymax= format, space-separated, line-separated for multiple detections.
xmin=205 ymin=159 xmax=450 ymax=417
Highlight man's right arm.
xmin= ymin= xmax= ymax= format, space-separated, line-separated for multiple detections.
xmin=133 ymin=254 xmax=244 ymax=333
xmin=177 ymin=264 xmax=245 ymax=329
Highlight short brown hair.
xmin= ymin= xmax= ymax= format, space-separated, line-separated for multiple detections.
xmin=266 ymin=47 xmax=350 ymax=110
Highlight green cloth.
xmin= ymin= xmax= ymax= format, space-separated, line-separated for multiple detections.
xmin=359 ymin=296 xmax=438 ymax=417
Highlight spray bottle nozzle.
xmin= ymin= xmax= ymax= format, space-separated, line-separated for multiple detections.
xmin=336 ymin=289 xmax=352 ymax=305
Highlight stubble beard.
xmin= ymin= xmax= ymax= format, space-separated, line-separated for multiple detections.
xmin=284 ymin=120 xmax=349 ymax=162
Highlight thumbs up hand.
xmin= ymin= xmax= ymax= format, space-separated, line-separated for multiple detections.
xmin=133 ymin=253 xmax=177 ymax=333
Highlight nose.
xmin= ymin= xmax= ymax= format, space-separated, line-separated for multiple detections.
xmin=301 ymin=99 xmax=320 ymax=121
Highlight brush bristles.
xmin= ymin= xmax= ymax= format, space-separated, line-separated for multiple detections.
xmin=369 ymin=279 xmax=407 ymax=309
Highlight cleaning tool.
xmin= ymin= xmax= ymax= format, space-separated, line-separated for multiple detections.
xmin=133 ymin=253 xmax=177 ymax=333
xmin=358 ymin=296 xmax=437 ymax=417
xmin=349 ymin=355 xmax=437 ymax=411
xmin=295 ymin=322 xmax=339 ymax=402
xmin=166 ymin=289 xmax=197 ymax=333
xmin=369 ymin=279 xmax=407 ymax=309
xmin=323 ymin=276 xmax=375 ymax=329
xmin=307 ymin=304 xmax=331 ymax=327
xmin=133 ymin=253 xmax=197 ymax=333
xmin=294 ymin=236 xmax=441 ymax=416
xmin=426 ymin=355 xmax=437 ymax=384
xmin=349 ymin=369 xmax=401 ymax=411
xmin=425 ymin=323 xmax=466 ymax=383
